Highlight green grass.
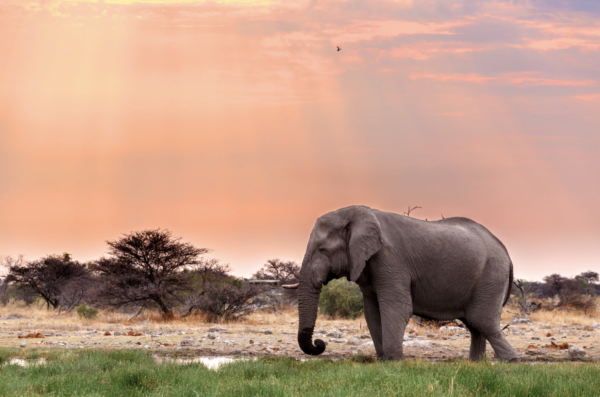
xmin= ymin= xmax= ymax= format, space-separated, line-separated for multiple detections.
xmin=1 ymin=349 xmax=599 ymax=396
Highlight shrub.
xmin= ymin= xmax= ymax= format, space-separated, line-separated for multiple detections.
xmin=318 ymin=278 xmax=363 ymax=319
xmin=76 ymin=304 xmax=98 ymax=319
xmin=185 ymin=271 xmax=265 ymax=321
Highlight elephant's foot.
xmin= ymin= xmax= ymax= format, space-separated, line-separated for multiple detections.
xmin=378 ymin=356 xmax=402 ymax=362
xmin=379 ymin=350 xmax=404 ymax=361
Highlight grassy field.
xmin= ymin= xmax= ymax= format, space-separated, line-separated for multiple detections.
xmin=1 ymin=349 xmax=599 ymax=396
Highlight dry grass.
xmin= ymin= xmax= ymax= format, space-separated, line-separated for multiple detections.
xmin=0 ymin=301 xmax=303 ymax=334
xmin=528 ymin=308 xmax=598 ymax=325
xmin=501 ymin=296 xmax=599 ymax=325
xmin=1 ymin=297 xmax=598 ymax=335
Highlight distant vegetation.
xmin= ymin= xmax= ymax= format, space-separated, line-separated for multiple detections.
xmin=511 ymin=271 xmax=599 ymax=315
xmin=0 ymin=228 xmax=597 ymax=321
xmin=0 ymin=229 xmax=301 ymax=321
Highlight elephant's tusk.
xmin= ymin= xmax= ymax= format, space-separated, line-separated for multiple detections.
xmin=282 ymin=283 xmax=299 ymax=289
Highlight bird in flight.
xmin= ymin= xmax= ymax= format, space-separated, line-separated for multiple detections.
xmin=337 ymin=46 xmax=341 ymax=51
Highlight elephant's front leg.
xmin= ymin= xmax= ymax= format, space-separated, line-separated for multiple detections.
xmin=378 ymin=290 xmax=412 ymax=360
xmin=360 ymin=288 xmax=384 ymax=359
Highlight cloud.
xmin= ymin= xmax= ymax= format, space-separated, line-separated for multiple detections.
xmin=530 ymin=0 xmax=600 ymax=15
xmin=573 ymin=93 xmax=600 ymax=100
xmin=410 ymin=72 xmax=596 ymax=86
xmin=514 ymin=19 xmax=600 ymax=50
xmin=384 ymin=41 xmax=494 ymax=60
xmin=519 ymin=37 xmax=600 ymax=51
xmin=326 ymin=20 xmax=471 ymax=44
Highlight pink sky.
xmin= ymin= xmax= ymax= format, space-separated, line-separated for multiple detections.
xmin=1 ymin=0 xmax=599 ymax=279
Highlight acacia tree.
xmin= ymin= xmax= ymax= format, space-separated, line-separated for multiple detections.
xmin=253 ymin=259 xmax=300 ymax=285
xmin=578 ymin=271 xmax=599 ymax=284
xmin=577 ymin=271 xmax=599 ymax=295
xmin=253 ymin=259 xmax=300 ymax=306
xmin=92 ymin=229 xmax=209 ymax=318
xmin=5 ymin=254 xmax=88 ymax=309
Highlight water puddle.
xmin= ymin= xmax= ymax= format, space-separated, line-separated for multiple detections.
xmin=154 ymin=356 xmax=249 ymax=370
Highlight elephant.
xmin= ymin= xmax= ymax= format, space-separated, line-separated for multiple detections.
xmin=289 ymin=205 xmax=518 ymax=362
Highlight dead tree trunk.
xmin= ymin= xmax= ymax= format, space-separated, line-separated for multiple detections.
xmin=513 ymin=280 xmax=532 ymax=315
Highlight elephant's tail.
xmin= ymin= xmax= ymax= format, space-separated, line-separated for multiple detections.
xmin=503 ymin=261 xmax=513 ymax=307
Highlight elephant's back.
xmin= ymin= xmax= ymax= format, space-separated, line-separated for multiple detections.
xmin=370 ymin=210 xmax=511 ymax=272
xmin=433 ymin=217 xmax=511 ymax=260
xmin=373 ymin=211 xmax=512 ymax=316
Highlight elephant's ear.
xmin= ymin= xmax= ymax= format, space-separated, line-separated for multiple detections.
xmin=342 ymin=206 xmax=383 ymax=282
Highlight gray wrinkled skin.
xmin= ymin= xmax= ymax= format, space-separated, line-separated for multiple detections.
xmin=297 ymin=205 xmax=518 ymax=362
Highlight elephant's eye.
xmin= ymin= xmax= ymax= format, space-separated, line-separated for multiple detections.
xmin=318 ymin=247 xmax=327 ymax=253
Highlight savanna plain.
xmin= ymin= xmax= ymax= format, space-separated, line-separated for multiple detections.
xmin=1 ymin=301 xmax=600 ymax=396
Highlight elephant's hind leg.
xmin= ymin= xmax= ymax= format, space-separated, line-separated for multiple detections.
xmin=461 ymin=319 xmax=487 ymax=361
xmin=482 ymin=329 xmax=518 ymax=362
xmin=464 ymin=316 xmax=518 ymax=362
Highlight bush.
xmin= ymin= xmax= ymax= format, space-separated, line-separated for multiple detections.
xmin=185 ymin=272 xmax=265 ymax=321
xmin=76 ymin=304 xmax=98 ymax=319
xmin=318 ymin=278 xmax=363 ymax=319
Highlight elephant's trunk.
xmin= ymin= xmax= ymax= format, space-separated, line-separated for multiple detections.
xmin=298 ymin=284 xmax=326 ymax=356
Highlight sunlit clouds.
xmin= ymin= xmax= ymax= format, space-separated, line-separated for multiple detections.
xmin=1 ymin=0 xmax=599 ymax=279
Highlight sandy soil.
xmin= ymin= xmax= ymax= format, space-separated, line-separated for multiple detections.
xmin=1 ymin=307 xmax=598 ymax=362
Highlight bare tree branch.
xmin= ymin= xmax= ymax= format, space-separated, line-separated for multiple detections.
xmin=403 ymin=206 xmax=422 ymax=217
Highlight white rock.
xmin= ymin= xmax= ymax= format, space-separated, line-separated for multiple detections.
xmin=512 ymin=317 xmax=531 ymax=324
xmin=330 ymin=338 xmax=347 ymax=343
xmin=569 ymin=346 xmax=586 ymax=358
xmin=208 ymin=326 xmax=227 ymax=333
xmin=403 ymin=340 xmax=433 ymax=349
xmin=347 ymin=338 xmax=362 ymax=346
xmin=206 ymin=333 xmax=217 ymax=340
xmin=405 ymin=325 xmax=415 ymax=332
xmin=439 ymin=326 xmax=464 ymax=333
xmin=361 ymin=341 xmax=375 ymax=347
xmin=590 ymin=322 xmax=599 ymax=329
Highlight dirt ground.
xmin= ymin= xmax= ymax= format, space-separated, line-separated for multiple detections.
xmin=1 ymin=305 xmax=599 ymax=362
